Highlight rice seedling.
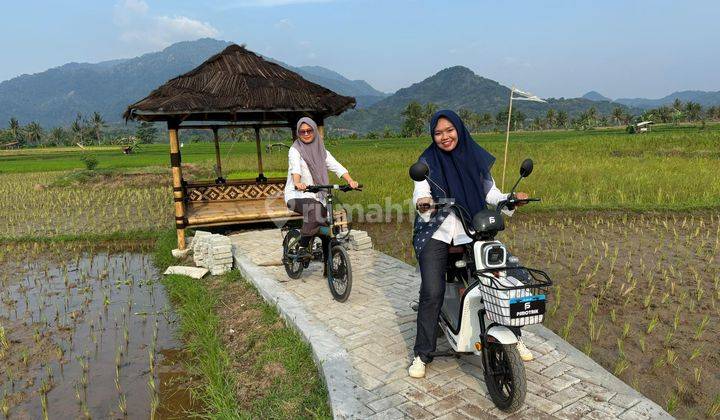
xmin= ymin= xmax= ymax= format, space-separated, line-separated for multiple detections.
xmin=666 ymin=349 xmax=678 ymax=367
xmin=118 ymin=393 xmax=127 ymax=417
xmin=646 ymin=315 xmax=659 ymax=334
xmin=666 ymin=392 xmax=679 ymax=414
xmin=613 ymin=357 xmax=629 ymax=376
xmin=1 ymin=392 xmax=9 ymax=417
xmin=663 ymin=329 xmax=674 ymax=346
xmin=708 ymin=394 xmax=720 ymax=418
xmin=694 ymin=315 xmax=709 ymax=340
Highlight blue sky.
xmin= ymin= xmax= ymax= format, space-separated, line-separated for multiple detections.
xmin=1 ymin=0 xmax=718 ymax=98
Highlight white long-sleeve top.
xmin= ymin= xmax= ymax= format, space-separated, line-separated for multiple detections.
xmin=412 ymin=177 xmax=513 ymax=245
xmin=284 ymin=147 xmax=348 ymax=204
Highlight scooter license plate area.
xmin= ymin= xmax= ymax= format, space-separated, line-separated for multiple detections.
xmin=509 ymin=295 xmax=546 ymax=318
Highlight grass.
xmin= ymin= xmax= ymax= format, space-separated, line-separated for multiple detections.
xmin=154 ymin=233 xmax=240 ymax=418
xmin=1 ymin=124 xmax=719 ymax=220
xmin=153 ymin=231 xmax=331 ymax=419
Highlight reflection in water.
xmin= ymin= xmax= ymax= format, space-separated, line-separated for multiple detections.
xmin=0 ymin=244 xmax=195 ymax=419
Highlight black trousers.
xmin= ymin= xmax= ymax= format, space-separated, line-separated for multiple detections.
xmin=414 ymin=238 xmax=449 ymax=363
xmin=413 ymin=238 xmax=521 ymax=363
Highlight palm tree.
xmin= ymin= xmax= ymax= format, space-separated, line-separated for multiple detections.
xmin=612 ymin=107 xmax=624 ymax=126
xmin=513 ymin=111 xmax=526 ymax=130
xmin=684 ymin=102 xmax=702 ymax=121
xmin=672 ymin=98 xmax=683 ymax=112
xmin=71 ymin=115 xmax=84 ymax=144
xmin=8 ymin=117 xmax=20 ymax=139
xmin=531 ymin=116 xmax=542 ymax=131
xmin=51 ymin=127 xmax=66 ymax=145
xmin=25 ymin=122 xmax=43 ymax=146
xmin=707 ymin=106 xmax=718 ymax=121
xmin=556 ymin=110 xmax=568 ymax=128
xmin=401 ymin=101 xmax=426 ymax=137
xmin=458 ymin=108 xmax=475 ymax=132
xmin=479 ymin=113 xmax=493 ymax=130
xmin=656 ymin=106 xmax=672 ymax=123
xmin=90 ymin=112 xmax=105 ymax=145
xmin=423 ymin=102 xmax=438 ymax=123
xmin=545 ymin=109 xmax=556 ymax=129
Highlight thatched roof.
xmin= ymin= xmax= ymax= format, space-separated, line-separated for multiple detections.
xmin=124 ymin=44 xmax=356 ymax=124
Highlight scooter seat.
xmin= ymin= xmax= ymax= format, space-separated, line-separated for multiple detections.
xmin=448 ymin=246 xmax=464 ymax=254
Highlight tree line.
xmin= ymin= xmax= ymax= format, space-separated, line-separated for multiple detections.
xmin=640 ymin=99 xmax=719 ymax=124
xmin=0 ymin=113 xmax=158 ymax=148
xmin=398 ymin=99 xmax=720 ymax=137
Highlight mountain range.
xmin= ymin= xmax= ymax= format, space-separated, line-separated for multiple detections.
xmin=582 ymin=90 xmax=720 ymax=109
xmin=0 ymin=38 xmax=717 ymax=131
xmin=0 ymin=38 xmax=387 ymax=127
xmin=330 ymin=67 xmax=636 ymax=133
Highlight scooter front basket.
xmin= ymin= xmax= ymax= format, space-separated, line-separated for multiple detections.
xmin=475 ymin=267 xmax=552 ymax=327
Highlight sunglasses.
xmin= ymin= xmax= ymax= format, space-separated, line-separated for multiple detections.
xmin=299 ymin=129 xmax=314 ymax=136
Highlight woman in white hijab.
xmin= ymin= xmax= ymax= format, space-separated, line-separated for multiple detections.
xmin=284 ymin=117 xmax=359 ymax=260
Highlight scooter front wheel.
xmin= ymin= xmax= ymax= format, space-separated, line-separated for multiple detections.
xmin=327 ymin=244 xmax=352 ymax=302
xmin=282 ymin=229 xmax=304 ymax=279
xmin=484 ymin=342 xmax=526 ymax=412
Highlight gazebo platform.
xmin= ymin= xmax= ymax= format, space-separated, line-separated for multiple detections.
xmin=186 ymin=199 xmax=298 ymax=227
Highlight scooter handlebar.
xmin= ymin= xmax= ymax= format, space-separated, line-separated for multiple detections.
xmin=303 ymin=184 xmax=363 ymax=193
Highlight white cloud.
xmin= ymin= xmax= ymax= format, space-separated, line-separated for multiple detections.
xmin=274 ymin=18 xmax=293 ymax=29
xmin=222 ymin=0 xmax=334 ymax=8
xmin=124 ymin=0 xmax=149 ymax=14
xmin=113 ymin=0 xmax=149 ymax=25
xmin=113 ymin=1 xmax=219 ymax=49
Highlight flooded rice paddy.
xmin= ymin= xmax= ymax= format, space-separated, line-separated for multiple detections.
xmin=0 ymin=242 xmax=193 ymax=419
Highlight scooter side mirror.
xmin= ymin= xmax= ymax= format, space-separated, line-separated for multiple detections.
xmin=409 ymin=161 xmax=430 ymax=182
xmin=520 ymin=159 xmax=534 ymax=178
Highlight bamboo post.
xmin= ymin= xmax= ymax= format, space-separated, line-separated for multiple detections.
xmin=168 ymin=122 xmax=186 ymax=250
xmin=212 ymin=127 xmax=223 ymax=180
xmin=501 ymin=88 xmax=514 ymax=191
xmin=254 ymin=126 xmax=266 ymax=182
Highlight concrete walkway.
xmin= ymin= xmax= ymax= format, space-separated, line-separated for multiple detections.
xmin=230 ymin=229 xmax=671 ymax=419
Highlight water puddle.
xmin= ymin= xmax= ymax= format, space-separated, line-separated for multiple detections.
xmin=0 ymin=242 xmax=197 ymax=419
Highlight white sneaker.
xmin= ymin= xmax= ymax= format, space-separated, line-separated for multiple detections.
xmin=516 ymin=339 xmax=533 ymax=361
xmin=408 ymin=356 xmax=426 ymax=378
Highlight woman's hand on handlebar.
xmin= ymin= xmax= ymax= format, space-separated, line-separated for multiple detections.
xmin=348 ymin=179 xmax=359 ymax=189
xmin=514 ymin=192 xmax=529 ymax=206
xmin=416 ymin=197 xmax=435 ymax=213
xmin=295 ymin=182 xmax=307 ymax=191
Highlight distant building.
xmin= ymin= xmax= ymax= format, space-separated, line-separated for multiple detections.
xmin=634 ymin=121 xmax=654 ymax=133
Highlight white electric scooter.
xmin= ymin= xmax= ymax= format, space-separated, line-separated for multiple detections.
xmin=409 ymin=159 xmax=553 ymax=412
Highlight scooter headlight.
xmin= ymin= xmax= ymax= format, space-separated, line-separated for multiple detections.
xmin=484 ymin=245 xmax=506 ymax=268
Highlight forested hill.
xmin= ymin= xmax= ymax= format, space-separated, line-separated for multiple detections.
xmin=0 ymin=38 xmax=387 ymax=127
xmin=330 ymin=66 xmax=635 ymax=134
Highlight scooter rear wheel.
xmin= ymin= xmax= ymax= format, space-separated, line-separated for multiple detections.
xmin=282 ymin=229 xmax=304 ymax=279
xmin=327 ymin=244 xmax=352 ymax=302
xmin=484 ymin=342 xmax=526 ymax=412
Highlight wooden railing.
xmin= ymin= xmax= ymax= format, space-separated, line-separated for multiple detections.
xmin=184 ymin=178 xmax=286 ymax=203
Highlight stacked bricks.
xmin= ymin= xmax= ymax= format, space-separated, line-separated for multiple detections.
xmin=192 ymin=231 xmax=234 ymax=275
xmin=346 ymin=230 xmax=372 ymax=251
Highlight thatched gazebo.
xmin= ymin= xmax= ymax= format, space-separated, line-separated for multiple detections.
xmin=125 ymin=44 xmax=356 ymax=250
